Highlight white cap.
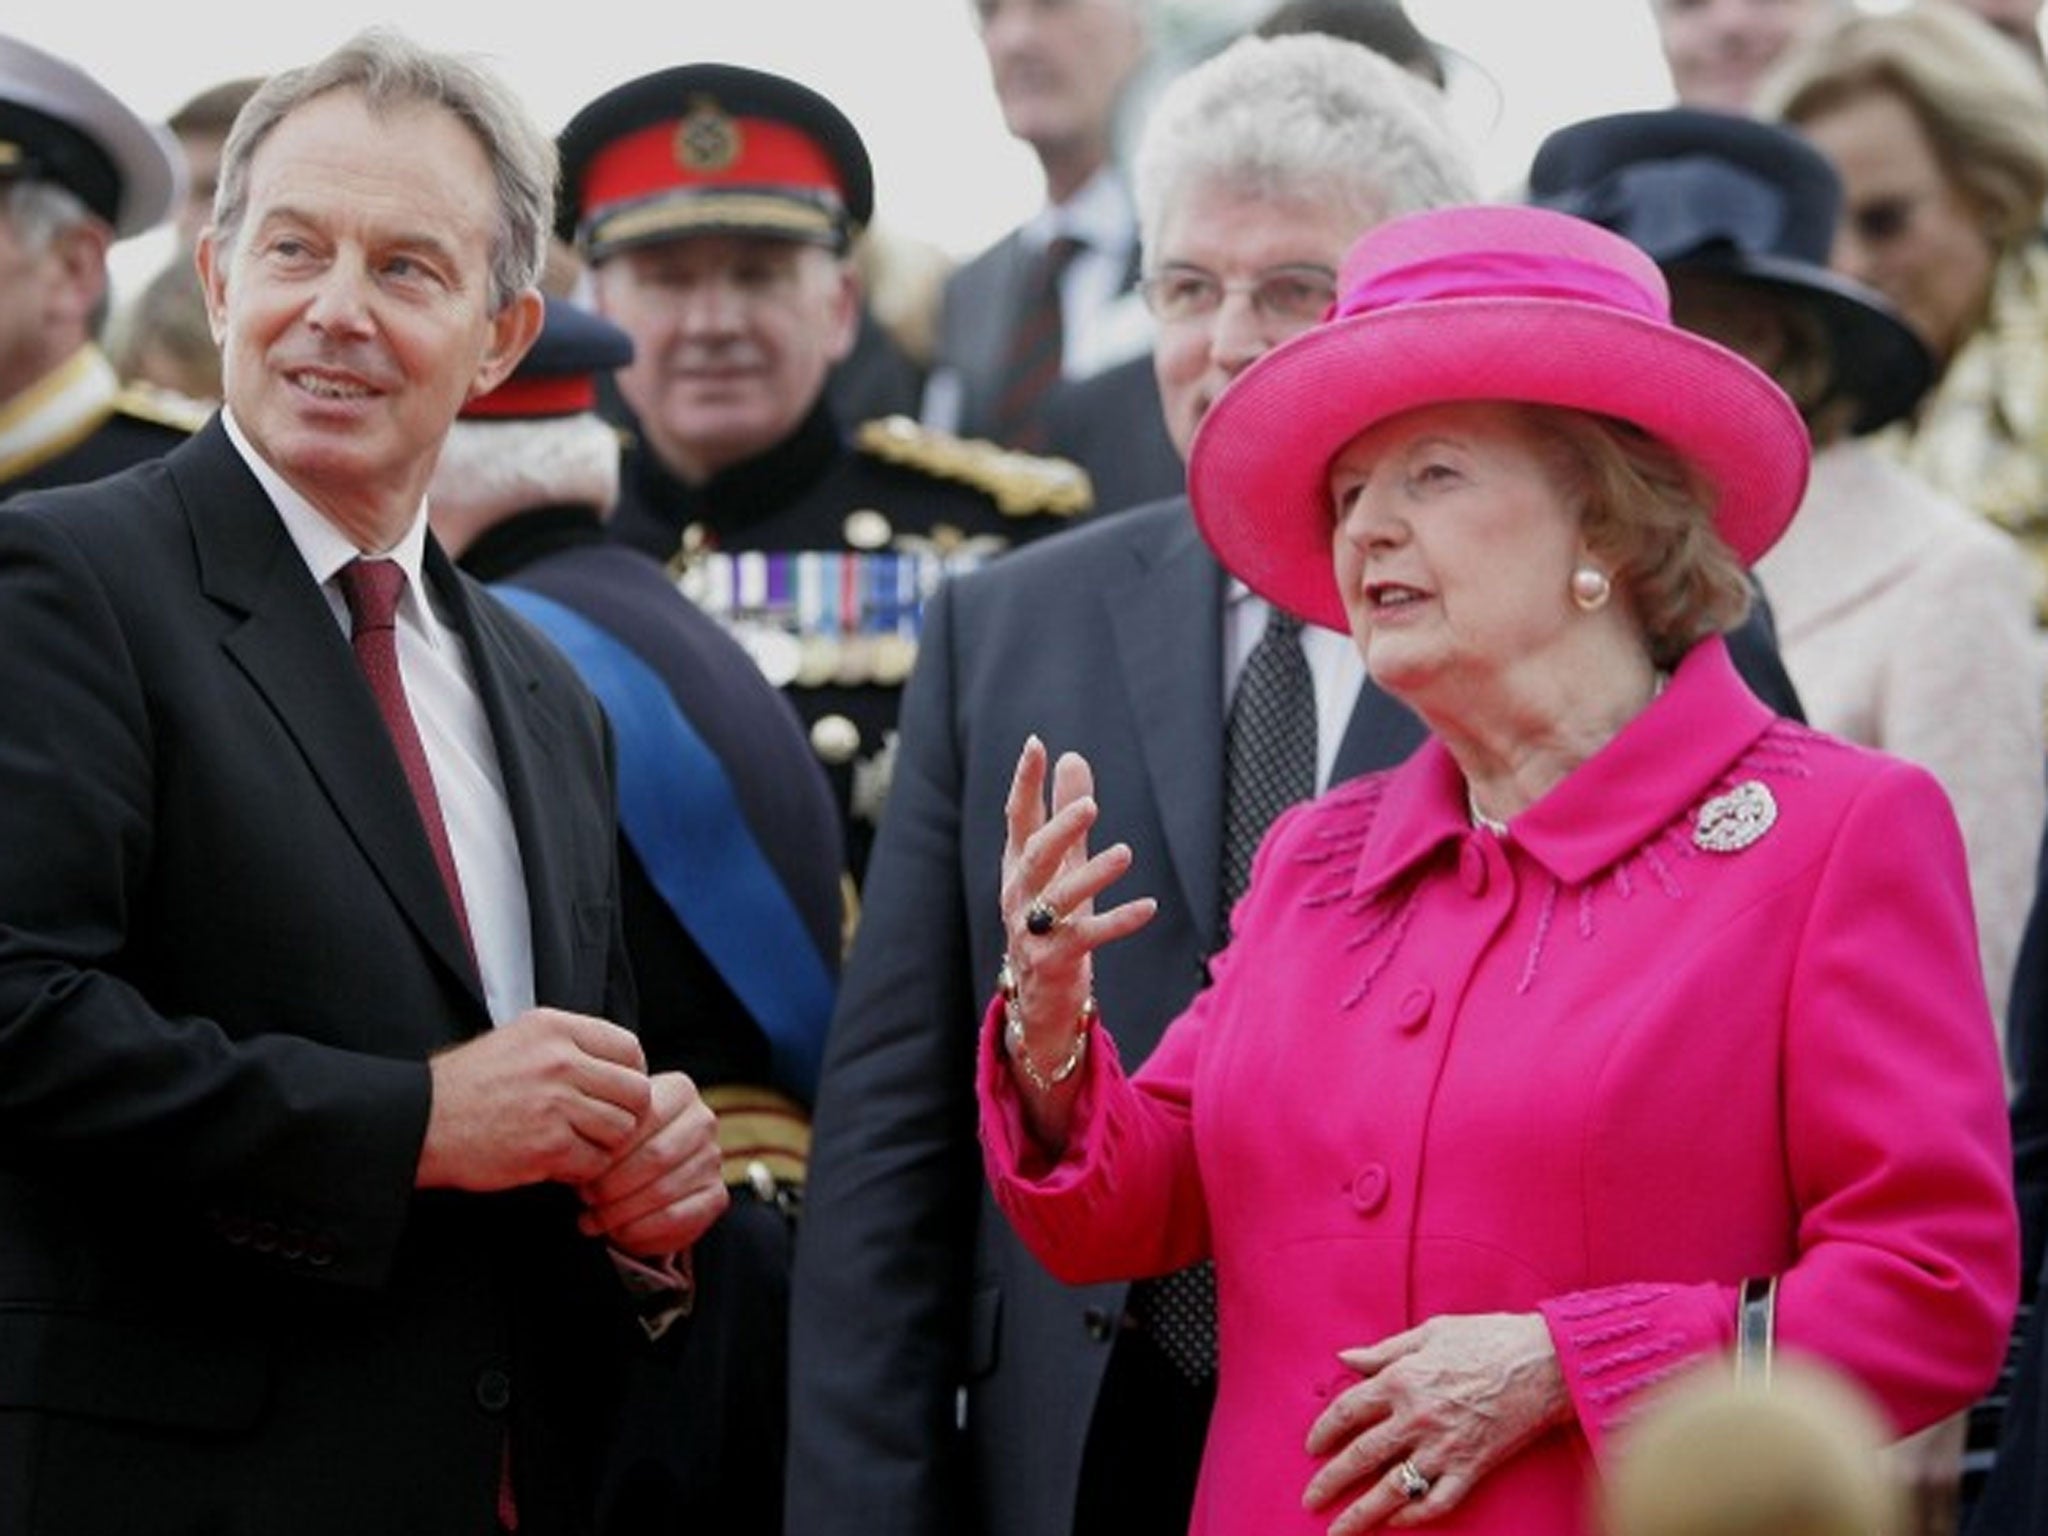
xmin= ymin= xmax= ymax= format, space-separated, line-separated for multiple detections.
xmin=0 ymin=33 xmax=180 ymax=237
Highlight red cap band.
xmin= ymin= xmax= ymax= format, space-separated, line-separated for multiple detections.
xmin=580 ymin=113 xmax=846 ymax=217
xmin=461 ymin=374 xmax=599 ymax=420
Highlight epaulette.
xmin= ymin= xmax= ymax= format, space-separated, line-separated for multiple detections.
xmin=855 ymin=415 xmax=1093 ymax=519
xmin=113 ymin=381 xmax=212 ymax=434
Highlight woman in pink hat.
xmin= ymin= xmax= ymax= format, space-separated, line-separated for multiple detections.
xmin=977 ymin=202 xmax=2018 ymax=1534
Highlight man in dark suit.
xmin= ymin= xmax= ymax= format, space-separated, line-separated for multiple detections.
xmin=786 ymin=36 xmax=1470 ymax=1536
xmin=0 ymin=33 xmax=726 ymax=1535
xmin=0 ymin=31 xmax=200 ymax=497
xmin=923 ymin=0 xmax=1154 ymax=447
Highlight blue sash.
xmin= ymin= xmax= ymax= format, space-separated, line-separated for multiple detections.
xmin=493 ymin=585 xmax=833 ymax=1101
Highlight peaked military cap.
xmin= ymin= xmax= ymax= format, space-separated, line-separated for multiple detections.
xmin=557 ymin=63 xmax=873 ymax=262
xmin=462 ymin=295 xmax=634 ymax=420
xmin=0 ymin=33 xmax=178 ymax=237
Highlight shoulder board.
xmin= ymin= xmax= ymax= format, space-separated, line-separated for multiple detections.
xmin=114 ymin=381 xmax=212 ymax=434
xmin=855 ymin=415 xmax=1093 ymax=519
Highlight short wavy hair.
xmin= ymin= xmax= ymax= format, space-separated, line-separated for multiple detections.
xmin=1759 ymin=2 xmax=2048 ymax=251
xmin=1522 ymin=404 xmax=1755 ymax=669
xmin=210 ymin=29 xmax=554 ymax=313
xmin=1132 ymin=32 xmax=1477 ymax=260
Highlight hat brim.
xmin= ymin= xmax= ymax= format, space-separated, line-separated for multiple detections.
xmin=1671 ymin=255 xmax=1933 ymax=434
xmin=1187 ymin=296 xmax=1812 ymax=633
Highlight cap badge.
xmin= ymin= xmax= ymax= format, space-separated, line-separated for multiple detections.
xmin=1693 ymin=780 xmax=1777 ymax=853
xmin=675 ymin=96 xmax=742 ymax=173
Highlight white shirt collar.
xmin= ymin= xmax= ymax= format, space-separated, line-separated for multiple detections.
xmin=1029 ymin=164 xmax=1136 ymax=258
xmin=221 ymin=406 xmax=438 ymax=631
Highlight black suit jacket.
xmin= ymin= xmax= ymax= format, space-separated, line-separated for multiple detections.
xmin=0 ymin=421 xmax=638 ymax=1535
xmin=785 ymin=499 xmax=1427 ymax=1536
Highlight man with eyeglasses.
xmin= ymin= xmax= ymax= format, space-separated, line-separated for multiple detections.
xmin=787 ymin=35 xmax=1471 ymax=1536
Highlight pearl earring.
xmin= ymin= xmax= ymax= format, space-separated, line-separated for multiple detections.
xmin=1570 ymin=566 xmax=1612 ymax=612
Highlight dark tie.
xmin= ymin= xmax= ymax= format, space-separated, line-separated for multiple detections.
xmin=336 ymin=558 xmax=474 ymax=957
xmin=1129 ymin=606 xmax=1317 ymax=1384
xmin=1221 ymin=607 xmax=1317 ymax=922
xmin=991 ymin=232 xmax=1084 ymax=450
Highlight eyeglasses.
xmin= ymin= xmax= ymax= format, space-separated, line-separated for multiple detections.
xmin=1137 ymin=263 xmax=1339 ymax=326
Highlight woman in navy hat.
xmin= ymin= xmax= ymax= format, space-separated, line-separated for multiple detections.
xmin=1529 ymin=106 xmax=2044 ymax=1075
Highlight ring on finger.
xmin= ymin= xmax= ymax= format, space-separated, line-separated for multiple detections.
xmin=1393 ymin=1459 xmax=1432 ymax=1501
xmin=1025 ymin=897 xmax=1063 ymax=937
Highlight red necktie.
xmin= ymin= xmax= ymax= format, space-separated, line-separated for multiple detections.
xmin=992 ymin=233 xmax=1084 ymax=450
xmin=336 ymin=559 xmax=475 ymax=958
xmin=337 ymin=559 xmax=509 ymax=1525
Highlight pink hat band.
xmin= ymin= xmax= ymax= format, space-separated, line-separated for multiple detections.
xmin=1334 ymin=247 xmax=1666 ymax=325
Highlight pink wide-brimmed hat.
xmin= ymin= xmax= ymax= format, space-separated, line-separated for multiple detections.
xmin=1186 ymin=204 xmax=1811 ymax=632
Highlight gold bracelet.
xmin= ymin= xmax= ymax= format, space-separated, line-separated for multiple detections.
xmin=997 ymin=953 xmax=1097 ymax=1093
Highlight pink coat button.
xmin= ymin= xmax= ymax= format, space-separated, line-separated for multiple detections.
xmin=1393 ymin=985 xmax=1433 ymax=1032
xmin=1350 ymin=1163 xmax=1390 ymax=1214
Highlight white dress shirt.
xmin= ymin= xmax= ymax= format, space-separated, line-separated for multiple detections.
xmin=223 ymin=409 xmax=536 ymax=1025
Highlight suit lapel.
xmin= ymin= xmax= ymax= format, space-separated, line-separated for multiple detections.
xmin=1106 ymin=503 xmax=1229 ymax=952
xmin=432 ymin=549 xmax=579 ymax=1005
xmin=176 ymin=425 xmax=484 ymax=1011
xmin=1332 ymin=677 xmax=1429 ymax=783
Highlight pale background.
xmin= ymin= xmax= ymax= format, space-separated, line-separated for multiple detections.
xmin=13 ymin=0 xmax=1953 ymax=297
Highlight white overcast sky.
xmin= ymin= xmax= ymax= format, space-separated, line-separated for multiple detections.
xmin=18 ymin=0 xmax=1760 ymax=296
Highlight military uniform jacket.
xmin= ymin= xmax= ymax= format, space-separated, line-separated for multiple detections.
xmin=607 ymin=396 xmax=1090 ymax=879
xmin=0 ymin=345 xmax=202 ymax=499
xmin=461 ymin=509 xmax=843 ymax=1104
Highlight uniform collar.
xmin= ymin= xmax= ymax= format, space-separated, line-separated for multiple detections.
xmin=1354 ymin=635 xmax=1778 ymax=899
xmin=625 ymin=392 xmax=841 ymax=540
xmin=0 ymin=343 xmax=117 ymax=481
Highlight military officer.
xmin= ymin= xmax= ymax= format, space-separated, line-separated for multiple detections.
xmin=0 ymin=32 xmax=198 ymax=497
xmin=557 ymin=63 xmax=1092 ymax=880
xmin=430 ymin=295 xmax=843 ymax=1536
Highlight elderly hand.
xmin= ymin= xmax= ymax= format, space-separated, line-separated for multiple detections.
xmin=575 ymin=1069 xmax=730 ymax=1259
xmin=1303 ymin=1312 xmax=1572 ymax=1530
xmin=998 ymin=737 xmax=1155 ymax=1139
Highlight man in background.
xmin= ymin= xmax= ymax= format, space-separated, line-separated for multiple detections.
xmin=0 ymin=31 xmax=193 ymax=496
xmin=559 ymin=62 xmax=1090 ymax=882
xmin=923 ymin=0 xmax=1154 ymax=449
xmin=430 ymin=294 xmax=842 ymax=1536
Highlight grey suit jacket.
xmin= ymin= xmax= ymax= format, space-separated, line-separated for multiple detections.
xmin=0 ymin=420 xmax=638 ymax=1535
xmin=785 ymin=498 xmax=1425 ymax=1536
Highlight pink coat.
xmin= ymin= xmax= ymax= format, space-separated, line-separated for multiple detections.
xmin=980 ymin=638 xmax=2018 ymax=1536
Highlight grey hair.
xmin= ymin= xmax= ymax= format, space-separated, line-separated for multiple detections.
xmin=210 ymin=28 xmax=555 ymax=312
xmin=429 ymin=415 xmax=623 ymax=526
xmin=1133 ymin=32 xmax=1478 ymax=257
xmin=2 ymin=178 xmax=98 ymax=253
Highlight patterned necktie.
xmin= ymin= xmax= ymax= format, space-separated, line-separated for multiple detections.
xmin=1129 ymin=606 xmax=1317 ymax=1385
xmin=1222 ymin=607 xmax=1317 ymax=922
xmin=336 ymin=558 xmax=474 ymax=958
xmin=991 ymin=233 xmax=1084 ymax=450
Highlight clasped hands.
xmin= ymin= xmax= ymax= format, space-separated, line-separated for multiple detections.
xmin=416 ymin=1008 xmax=728 ymax=1260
